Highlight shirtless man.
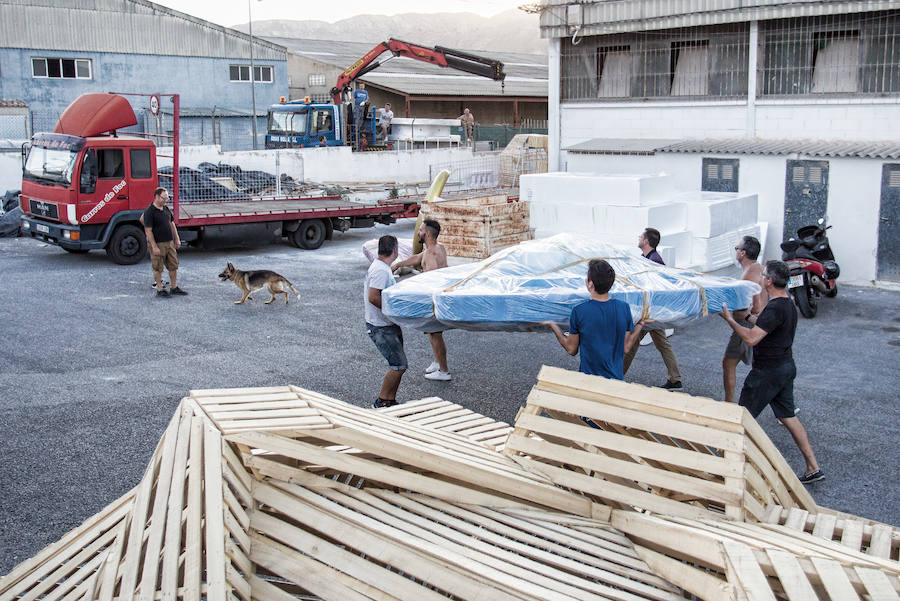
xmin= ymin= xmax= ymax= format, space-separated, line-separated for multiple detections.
xmin=723 ymin=235 xmax=768 ymax=402
xmin=393 ymin=219 xmax=452 ymax=381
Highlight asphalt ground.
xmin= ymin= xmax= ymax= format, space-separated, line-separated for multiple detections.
xmin=1 ymin=219 xmax=898 ymax=574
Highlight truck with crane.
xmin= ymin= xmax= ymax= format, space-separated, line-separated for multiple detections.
xmin=265 ymin=39 xmax=506 ymax=150
xmin=19 ymin=92 xmax=418 ymax=264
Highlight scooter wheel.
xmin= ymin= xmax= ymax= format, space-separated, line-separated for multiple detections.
xmin=824 ymin=283 xmax=838 ymax=298
xmin=793 ymin=285 xmax=818 ymax=318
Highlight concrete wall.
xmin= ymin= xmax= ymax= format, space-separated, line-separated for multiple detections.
xmin=562 ymin=151 xmax=886 ymax=284
xmin=559 ymin=99 xmax=900 ymax=147
xmin=0 ymin=153 xmax=22 ymax=195
xmin=0 ymin=48 xmax=288 ymax=116
xmin=176 ymin=145 xmax=479 ymax=185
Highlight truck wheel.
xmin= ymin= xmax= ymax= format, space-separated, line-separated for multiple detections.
xmin=792 ymin=285 xmax=818 ymax=318
xmin=107 ymin=225 xmax=147 ymax=265
xmin=292 ymin=219 xmax=326 ymax=250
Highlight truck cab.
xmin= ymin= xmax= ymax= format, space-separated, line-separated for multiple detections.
xmin=20 ymin=94 xmax=159 ymax=264
xmin=266 ymin=100 xmax=379 ymax=150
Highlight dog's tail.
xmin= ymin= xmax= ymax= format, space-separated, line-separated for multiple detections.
xmin=284 ymin=278 xmax=300 ymax=297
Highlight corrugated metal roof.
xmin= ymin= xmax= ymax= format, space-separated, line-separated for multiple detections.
xmin=565 ymin=136 xmax=900 ymax=159
xmin=540 ymin=0 xmax=900 ymax=37
xmin=1 ymin=0 xmax=286 ymax=60
xmin=362 ymin=74 xmax=546 ymax=97
xmin=266 ymin=37 xmax=547 ymax=96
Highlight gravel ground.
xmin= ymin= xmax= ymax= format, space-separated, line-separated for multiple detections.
xmin=1 ymin=220 xmax=898 ymax=574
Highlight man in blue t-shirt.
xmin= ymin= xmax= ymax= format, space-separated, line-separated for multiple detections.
xmin=544 ymin=259 xmax=647 ymax=379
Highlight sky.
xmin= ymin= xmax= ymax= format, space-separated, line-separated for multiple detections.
xmin=151 ymin=0 xmax=530 ymax=28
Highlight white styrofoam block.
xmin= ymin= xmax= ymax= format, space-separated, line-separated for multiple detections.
xmin=593 ymin=202 xmax=687 ymax=236
xmin=691 ymin=223 xmax=762 ymax=272
xmin=677 ymin=191 xmax=759 ymax=238
xmin=659 ymin=231 xmax=694 ymax=269
xmin=520 ymin=172 xmax=673 ymax=207
xmin=528 ymin=203 xmax=559 ymax=231
xmin=656 ymin=245 xmax=677 ymax=268
xmin=555 ymin=202 xmax=600 ymax=234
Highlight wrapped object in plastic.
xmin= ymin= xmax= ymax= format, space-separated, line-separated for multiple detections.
xmin=381 ymin=233 xmax=760 ymax=332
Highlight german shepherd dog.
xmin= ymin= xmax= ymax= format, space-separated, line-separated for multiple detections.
xmin=218 ymin=263 xmax=300 ymax=305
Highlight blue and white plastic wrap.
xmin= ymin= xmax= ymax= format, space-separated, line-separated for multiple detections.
xmin=381 ymin=233 xmax=760 ymax=332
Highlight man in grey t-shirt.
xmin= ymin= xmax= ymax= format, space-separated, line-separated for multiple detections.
xmin=365 ymin=235 xmax=406 ymax=408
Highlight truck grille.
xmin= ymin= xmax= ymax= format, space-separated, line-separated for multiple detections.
xmin=29 ymin=199 xmax=59 ymax=220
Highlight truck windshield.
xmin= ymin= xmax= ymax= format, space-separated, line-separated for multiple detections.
xmin=268 ymin=110 xmax=308 ymax=136
xmin=24 ymin=146 xmax=79 ymax=186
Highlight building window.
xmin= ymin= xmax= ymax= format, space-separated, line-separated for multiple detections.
xmin=701 ymin=158 xmax=740 ymax=192
xmin=670 ymin=40 xmax=709 ymax=96
xmin=561 ymin=24 xmax=748 ymax=102
xmin=32 ymin=58 xmax=92 ymax=79
xmin=229 ymin=64 xmax=273 ymax=83
xmin=761 ymin=13 xmax=900 ymax=96
xmin=308 ymin=73 xmax=326 ymax=87
xmin=596 ymin=46 xmax=631 ymax=97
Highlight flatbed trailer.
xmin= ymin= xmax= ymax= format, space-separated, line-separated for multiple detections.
xmin=19 ymin=92 xmax=418 ymax=263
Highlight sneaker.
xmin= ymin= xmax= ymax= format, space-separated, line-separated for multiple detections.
xmin=661 ymin=380 xmax=682 ymax=390
xmin=425 ymin=361 xmax=440 ymax=374
xmin=424 ymin=370 xmax=452 ymax=381
xmin=170 ymin=286 xmax=188 ymax=295
xmin=372 ymin=398 xmax=398 ymax=409
xmin=156 ymin=289 xmax=170 ymax=298
xmin=799 ymin=469 xmax=825 ymax=484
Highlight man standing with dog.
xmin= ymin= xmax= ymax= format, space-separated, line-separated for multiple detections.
xmin=366 ymin=235 xmax=406 ymax=408
xmin=393 ymin=219 xmax=452 ymax=381
xmin=144 ymin=187 xmax=187 ymax=298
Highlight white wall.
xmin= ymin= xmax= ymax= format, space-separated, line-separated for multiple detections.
xmin=0 ymin=153 xmax=22 ymax=194
xmin=559 ymin=99 xmax=900 ymax=149
xmin=562 ymin=151 xmax=887 ymax=284
xmin=176 ymin=145 xmax=477 ymax=185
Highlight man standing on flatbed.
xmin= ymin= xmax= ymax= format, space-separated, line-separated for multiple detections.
xmin=393 ymin=219 xmax=452 ymax=381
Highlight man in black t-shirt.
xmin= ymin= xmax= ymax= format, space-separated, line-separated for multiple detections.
xmin=143 ymin=187 xmax=187 ymax=298
xmin=720 ymin=260 xmax=823 ymax=484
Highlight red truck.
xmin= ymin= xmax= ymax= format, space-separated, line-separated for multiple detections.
xmin=19 ymin=92 xmax=417 ymax=264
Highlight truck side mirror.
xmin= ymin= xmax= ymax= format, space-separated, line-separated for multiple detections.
xmin=80 ymin=148 xmax=97 ymax=194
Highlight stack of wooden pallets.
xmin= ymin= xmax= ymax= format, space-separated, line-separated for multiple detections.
xmin=2 ymin=369 xmax=897 ymax=601
xmin=420 ymin=194 xmax=532 ymax=259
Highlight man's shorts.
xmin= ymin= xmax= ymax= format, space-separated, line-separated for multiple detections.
xmin=151 ymin=241 xmax=178 ymax=273
xmin=739 ymin=360 xmax=797 ymax=419
xmin=724 ymin=317 xmax=753 ymax=365
xmin=366 ymin=323 xmax=408 ymax=371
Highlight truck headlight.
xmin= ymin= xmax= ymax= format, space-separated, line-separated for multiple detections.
xmin=21 ymin=220 xmax=29 ymax=229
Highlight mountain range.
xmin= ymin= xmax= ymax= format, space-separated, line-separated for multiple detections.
xmin=233 ymin=9 xmax=546 ymax=55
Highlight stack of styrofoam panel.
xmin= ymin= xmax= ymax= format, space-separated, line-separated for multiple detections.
xmin=521 ymin=173 xmax=688 ymax=253
xmin=674 ymin=192 xmax=760 ymax=271
xmin=691 ymin=223 xmax=763 ymax=272
xmin=677 ymin=191 xmax=759 ymax=238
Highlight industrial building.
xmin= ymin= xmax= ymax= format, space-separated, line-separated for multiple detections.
xmin=539 ymin=0 xmax=900 ymax=285
xmin=264 ymin=37 xmax=548 ymax=126
xmin=0 ymin=0 xmax=288 ymax=149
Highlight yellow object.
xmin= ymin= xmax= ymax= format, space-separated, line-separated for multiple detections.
xmin=412 ymin=169 xmax=449 ymax=254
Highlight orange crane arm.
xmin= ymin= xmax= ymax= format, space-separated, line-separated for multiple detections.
xmin=331 ymin=38 xmax=505 ymax=104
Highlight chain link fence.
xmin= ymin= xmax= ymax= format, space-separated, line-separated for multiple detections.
xmin=428 ymin=146 xmax=548 ymax=194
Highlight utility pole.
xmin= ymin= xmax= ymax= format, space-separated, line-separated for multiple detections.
xmin=248 ymin=0 xmax=258 ymax=149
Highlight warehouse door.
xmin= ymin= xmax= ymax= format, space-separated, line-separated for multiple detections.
xmin=878 ymin=164 xmax=900 ymax=281
xmin=784 ymin=160 xmax=829 ymax=240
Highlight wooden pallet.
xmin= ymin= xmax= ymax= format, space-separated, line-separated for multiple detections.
xmin=612 ymin=509 xmax=900 ymax=600
xmin=2 ymin=370 xmax=896 ymax=601
xmin=420 ymin=194 xmax=532 ymax=259
xmin=505 ymin=365 xmax=817 ymax=522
